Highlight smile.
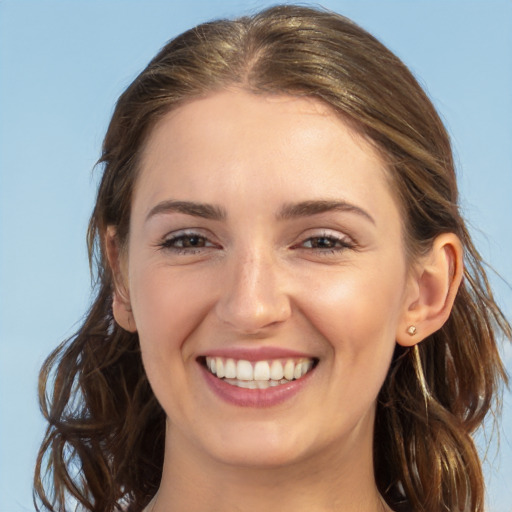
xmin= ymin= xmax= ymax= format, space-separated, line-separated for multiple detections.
xmin=204 ymin=356 xmax=316 ymax=389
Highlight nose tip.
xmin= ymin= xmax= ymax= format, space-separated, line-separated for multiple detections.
xmin=220 ymin=300 xmax=290 ymax=334
xmin=215 ymin=254 xmax=292 ymax=333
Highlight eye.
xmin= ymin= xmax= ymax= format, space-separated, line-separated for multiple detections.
xmin=158 ymin=231 xmax=218 ymax=253
xmin=301 ymin=236 xmax=352 ymax=249
xmin=300 ymin=234 xmax=354 ymax=250
xmin=166 ymin=235 xmax=207 ymax=248
xmin=290 ymin=231 xmax=357 ymax=259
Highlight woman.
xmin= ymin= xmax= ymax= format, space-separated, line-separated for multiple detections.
xmin=34 ymin=5 xmax=510 ymax=512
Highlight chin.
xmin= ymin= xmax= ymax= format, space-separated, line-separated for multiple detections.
xmin=196 ymin=422 xmax=314 ymax=469
xmin=212 ymin=443 xmax=308 ymax=470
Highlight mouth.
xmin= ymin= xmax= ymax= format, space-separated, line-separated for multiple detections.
xmin=200 ymin=356 xmax=318 ymax=390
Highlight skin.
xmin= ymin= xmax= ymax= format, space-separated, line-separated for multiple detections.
xmin=108 ymin=90 xmax=462 ymax=512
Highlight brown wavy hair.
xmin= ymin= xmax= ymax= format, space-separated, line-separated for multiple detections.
xmin=34 ymin=5 xmax=510 ymax=512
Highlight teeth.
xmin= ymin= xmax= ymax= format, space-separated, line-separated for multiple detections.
xmin=205 ymin=356 xmax=315 ymax=386
xmin=254 ymin=361 xmax=270 ymax=381
xmin=236 ymin=360 xmax=253 ymax=381
xmin=216 ymin=358 xmax=225 ymax=378
xmin=270 ymin=360 xmax=284 ymax=380
xmin=224 ymin=378 xmax=291 ymax=389
xmin=227 ymin=379 xmax=258 ymax=389
xmin=225 ymin=358 xmax=237 ymax=379
xmin=284 ymin=360 xmax=295 ymax=380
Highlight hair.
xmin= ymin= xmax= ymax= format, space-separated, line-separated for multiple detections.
xmin=34 ymin=5 xmax=510 ymax=512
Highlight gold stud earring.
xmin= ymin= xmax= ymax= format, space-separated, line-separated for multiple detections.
xmin=407 ymin=325 xmax=417 ymax=336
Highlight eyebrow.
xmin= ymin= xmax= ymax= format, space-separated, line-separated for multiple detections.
xmin=145 ymin=198 xmax=375 ymax=225
xmin=277 ymin=200 xmax=375 ymax=224
xmin=145 ymin=200 xmax=227 ymax=222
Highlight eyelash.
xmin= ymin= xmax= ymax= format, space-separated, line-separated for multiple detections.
xmin=158 ymin=232 xmax=216 ymax=254
xmin=158 ymin=231 xmax=355 ymax=256
xmin=296 ymin=234 xmax=355 ymax=254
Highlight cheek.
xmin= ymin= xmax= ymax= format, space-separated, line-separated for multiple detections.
xmin=130 ymin=266 xmax=211 ymax=359
xmin=299 ymin=264 xmax=405 ymax=426
xmin=128 ymin=267 xmax=215 ymax=417
xmin=300 ymin=262 xmax=405 ymax=361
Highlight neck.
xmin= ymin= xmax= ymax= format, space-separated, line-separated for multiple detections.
xmin=150 ymin=420 xmax=390 ymax=512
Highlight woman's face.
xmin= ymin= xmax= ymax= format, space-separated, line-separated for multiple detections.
xmin=119 ymin=90 xmax=415 ymax=469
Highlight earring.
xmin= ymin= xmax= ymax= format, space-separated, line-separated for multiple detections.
xmin=407 ymin=325 xmax=417 ymax=336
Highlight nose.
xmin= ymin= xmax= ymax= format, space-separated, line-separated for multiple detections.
xmin=215 ymin=248 xmax=292 ymax=334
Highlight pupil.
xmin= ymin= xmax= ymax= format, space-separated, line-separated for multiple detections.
xmin=184 ymin=236 xmax=202 ymax=247
xmin=315 ymin=237 xmax=332 ymax=248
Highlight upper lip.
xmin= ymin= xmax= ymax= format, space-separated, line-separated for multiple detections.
xmin=199 ymin=346 xmax=316 ymax=362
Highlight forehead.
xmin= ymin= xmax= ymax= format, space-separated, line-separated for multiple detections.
xmin=143 ymin=91 xmax=371 ymax=158
xmin=134 ymin=90 xmax=399 ymax=227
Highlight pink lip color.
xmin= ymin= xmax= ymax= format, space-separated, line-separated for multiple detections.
xmin=199 ymin=362 xmax=315 ymax=408
xmin=201 ymin=346 xmax=314 ymax=362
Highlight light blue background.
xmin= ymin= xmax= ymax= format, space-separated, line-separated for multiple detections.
xmin=1 ymin=1 xmax=511 ymax=510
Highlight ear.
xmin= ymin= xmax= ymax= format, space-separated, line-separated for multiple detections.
xmin=105 ymin=226 xmax=137 ymax=333
xmin=396 ymin=233 xmax=463 ymax=347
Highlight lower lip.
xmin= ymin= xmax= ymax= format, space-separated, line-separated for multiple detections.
xmin=200 ymin=363 xmax=315 ymax=408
